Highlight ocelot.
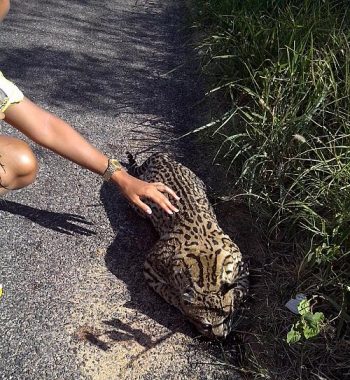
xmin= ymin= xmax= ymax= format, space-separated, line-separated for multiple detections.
xmin=127 ymin=152 xmax=248 ymax=339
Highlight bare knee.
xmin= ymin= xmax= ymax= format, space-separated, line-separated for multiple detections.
xmin=0 ymin=136 xmax=38 ymax=190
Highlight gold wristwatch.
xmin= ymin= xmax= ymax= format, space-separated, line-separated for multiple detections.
xmin=102 ymin=158 xmax=122 ymax=181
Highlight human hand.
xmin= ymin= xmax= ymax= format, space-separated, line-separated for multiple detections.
xmin=0 ymin=111 xmax=5 ymax=120
xmin=111 ymin=170 xmax=180 ymax=215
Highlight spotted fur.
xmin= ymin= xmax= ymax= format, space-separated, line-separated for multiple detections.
xmin=128 ymin=152 xmax=248 ymax=339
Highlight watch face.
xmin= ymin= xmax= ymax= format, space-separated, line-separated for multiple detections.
xmin=110 ymin=159 xmax=121 ymax=169
xmin=103 ymin=159 xmax=122 ymax=181
xmin=110 ymin=159 xmax=119 ymax=165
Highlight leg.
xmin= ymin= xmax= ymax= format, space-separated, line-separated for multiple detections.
xmin=0 ymin=135 xmax=38 ymax=195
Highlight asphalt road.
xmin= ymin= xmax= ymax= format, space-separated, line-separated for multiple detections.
xmin=0 ymin=1 xmax=241 ymax=379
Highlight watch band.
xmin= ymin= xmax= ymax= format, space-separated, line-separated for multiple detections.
xmin=102 ymin=158 xmax=122 ymax=181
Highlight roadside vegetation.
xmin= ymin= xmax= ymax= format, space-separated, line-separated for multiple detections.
xmin=188 ymin=0 xmax=350 ymax=378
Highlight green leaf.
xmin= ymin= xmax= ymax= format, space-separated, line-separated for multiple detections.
xmin=302 ymin=311 xmax=325 ymax=339
xmin=287 ymin=328 xmax=302 ymax=344
xmin=302 ymin=311 xmax=316 ymax=325
xmin=312 ymin=312 xmax=325 ymax=324
xmin=303 ymin=324 xmax=321 ymax=339
xmin=298 ymin=299 xmax=311 ymax=315
xmin=304 ymin=311 xmax=324 ymax=326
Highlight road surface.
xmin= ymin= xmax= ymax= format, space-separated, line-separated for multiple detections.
xmin=0 ymin=1 xmax=242 ymax=379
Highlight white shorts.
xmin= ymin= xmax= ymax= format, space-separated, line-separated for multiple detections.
xmin=0 ymin=71 xmax=24 ymax=113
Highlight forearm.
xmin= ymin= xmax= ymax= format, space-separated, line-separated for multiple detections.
xmin=36 ymin=113 xmax=109 ymax=176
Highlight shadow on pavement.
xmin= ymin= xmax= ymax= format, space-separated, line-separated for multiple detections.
xmin=103 ymin=318 xmax=162 ymax=349
xmin=0 ymin=200 xmax=96 ymax=236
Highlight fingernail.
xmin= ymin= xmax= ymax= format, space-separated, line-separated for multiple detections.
xmin=174 ymin=208 xmax=179 ymax=212
xmin=147 ymin=209 xmax=152 ymax=214
xmin=175 ymin=196 xmax=180 ymax=200
xmin=167 ymin=210 xmax=173 ymax=215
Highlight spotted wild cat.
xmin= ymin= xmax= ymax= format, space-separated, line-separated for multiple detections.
xmin=127 ymin=152 xmax=248 ymax=339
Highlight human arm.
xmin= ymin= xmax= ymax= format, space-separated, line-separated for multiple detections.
xmin=4 ymin=98 xmax=179 ymax=214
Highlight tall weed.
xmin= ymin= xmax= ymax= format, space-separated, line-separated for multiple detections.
xmin=192 ymin=0 xmax=350 ymax=354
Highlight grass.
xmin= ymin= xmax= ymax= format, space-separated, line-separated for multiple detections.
xmin=187 ymin=0 xmax=350 ymax=378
